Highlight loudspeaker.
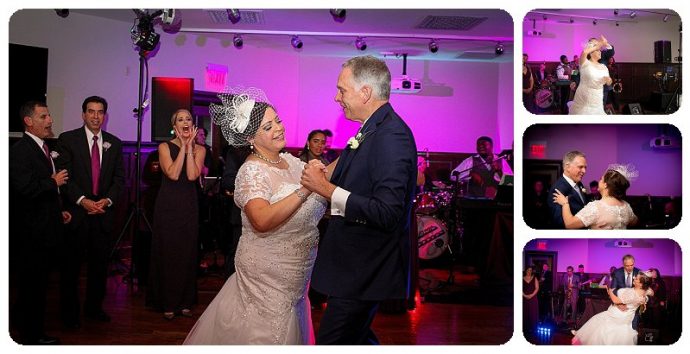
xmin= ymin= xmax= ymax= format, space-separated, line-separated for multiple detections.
xmin=9 ymin=44 xmax=48 ymax=134
xmin=151 ymin=77 xmax=194 ymax=142
xmin=654 ymin=40 xmax=672 ymax=63
xmin=650 ymin=91 xmax=678 ymax=113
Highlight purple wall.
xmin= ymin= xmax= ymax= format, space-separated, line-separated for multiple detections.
xmin=524 ymin=238 xmax=682 ymax=276
xmin=8 ymin=10 xmax=513 ymax=154
xmin=523 ymin=9 xmax=682 ymax=63
xmin=523 ymin=124 xmax=682 ymax=196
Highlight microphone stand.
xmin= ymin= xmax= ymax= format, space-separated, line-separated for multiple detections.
xmin=110 ymin=48 xmax=153 ymax=285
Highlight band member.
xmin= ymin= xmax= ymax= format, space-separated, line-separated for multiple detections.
xmin=451 ymin=136 xmax=513 ymax=198
xmin=556 ymin=55 xmax=572 ymax=113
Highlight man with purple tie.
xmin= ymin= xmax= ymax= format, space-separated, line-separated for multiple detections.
xmin=56 ymin=96 xmax=125 ymax=327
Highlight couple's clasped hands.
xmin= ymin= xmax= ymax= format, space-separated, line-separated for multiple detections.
xmin=301 ymin=160 xmax=329 ymax=196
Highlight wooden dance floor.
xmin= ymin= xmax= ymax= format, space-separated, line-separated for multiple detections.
xmin=9 ymin=263 xmax=513 ymax=345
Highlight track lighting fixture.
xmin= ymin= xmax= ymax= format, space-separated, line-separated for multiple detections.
xmin=329 ymin=9 xmax=346 ymax=20
xmin=428 ymin=40 xmax=439 ymax=53
xmin=663 ymin=15 xmax=670 ymax=22
xmin=614 ymin=9 xmax=619 ymax=16
xmin=233 ymin=34 xmax=243 ymax=48
xmin=355 ymin=37 xmax=367 ymax=51
xmin=55 ymin=9 xmax=69 ymax=18
xmin=629 ymin=11 xmax=637 ymax=19
xmin=291 ymin=35 xmax=303 ymax=49
xmin=616 ymin=22 xmax=620 ymax=27
xmin=495 ymin=42 xmax=504 ymax=55
xmin=227 ymin=9 xmax=241 ymax=24
xmin=569 ymin=18 xmax=574 ymax=24
xmin=592 ymin=19 xmax=597 ymax=25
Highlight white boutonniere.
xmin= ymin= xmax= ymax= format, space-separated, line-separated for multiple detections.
xmin=346 ymin=131 xmax=372 ymax=150
xmin=102 ymin=141 xmax=111 ymax=151
xmin=50 ymin=151 xmax=60 ymax=159
xmin=580 ymin=186 xmax=587 ymax=194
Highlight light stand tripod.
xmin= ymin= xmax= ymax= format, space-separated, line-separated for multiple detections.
xmin=110 ymin=49 xmax=153 ymax=283
xmin=665 ymin=23 xmax=682 ymax=114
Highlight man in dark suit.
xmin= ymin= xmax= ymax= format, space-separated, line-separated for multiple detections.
xmin=301 ymin=55 xmax=417 ymax=344
xmin=56 ymin=96 xmax=125 ymax=326
xmin=561 ymin=266 xmax=581 ymax=325
xmin=538 ymin=263 xmax=553 ymax=322
xmin=610 ymin=254 xmax=642 ymax=330
xmin=9 ymin=101 xmax=71 ymax=344
xmin=547 ymin=150 xmax=589 ymax=228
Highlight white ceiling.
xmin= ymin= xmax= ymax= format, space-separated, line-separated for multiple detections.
xmin=72 ymin=9 xmax=514 ymax=62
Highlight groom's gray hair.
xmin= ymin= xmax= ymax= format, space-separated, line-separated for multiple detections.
xmin=343 ymin=55 xmax=391 ymax=101
xmin=562 ymin=150 xmax=586 ymax=169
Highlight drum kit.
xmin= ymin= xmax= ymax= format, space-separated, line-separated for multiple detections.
xmin=414 ymin=182 xmax=460 ymax=260
xmin=534 ymin=75 xmax=556 ymax=110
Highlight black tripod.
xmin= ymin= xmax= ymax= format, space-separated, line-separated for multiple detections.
xmin=110 ymin=49 xmax=153 ymax=283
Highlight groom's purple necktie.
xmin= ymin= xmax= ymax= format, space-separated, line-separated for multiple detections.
xmin=91 ymin=135 xmax=100 ymax=196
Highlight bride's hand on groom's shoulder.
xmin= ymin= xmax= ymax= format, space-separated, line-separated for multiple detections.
xmin=552 ymin=189 xmax=568 ymax=206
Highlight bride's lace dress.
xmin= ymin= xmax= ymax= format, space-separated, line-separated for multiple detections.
xmin=572 ymin=288 xmax=646 ymax=345
xmin=569 ymin=59 xmax=610 ymax=115
xmin=575 ymin=200 xmax=636 ymax=229
xmin=184 ymin=153 xmax=326 ymax=344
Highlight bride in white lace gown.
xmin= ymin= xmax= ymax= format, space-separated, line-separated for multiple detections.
xmin=553 ymin=164 xmax=638 ymax=229
xmin=572 ymin=273 xmax=651 ymax=345
xmin=184 ymin=89 xmax=327 ymax=344
xmin=569 ymin=36 xmax=613 ymax=115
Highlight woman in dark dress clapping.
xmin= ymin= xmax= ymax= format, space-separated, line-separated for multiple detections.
xmin=147 ymin=109 xmax=206 ymax=320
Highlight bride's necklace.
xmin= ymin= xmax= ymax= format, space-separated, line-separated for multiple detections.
xmin=252 ymin=151 xmax=282 ymax=165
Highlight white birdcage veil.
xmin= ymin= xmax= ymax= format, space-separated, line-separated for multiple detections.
xmin=210 ymin=86 xmax=272 ymax=146
xmin=607 ymin=163 xmax=639 ymax=182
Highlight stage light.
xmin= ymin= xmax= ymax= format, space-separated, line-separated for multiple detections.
xmin=291 ymin=35 xmax=303 ymax=49
xmin=616 ymin=22 xmax=620 ymax=27
xmin=614 ymin=9 xmax=619 ymax=16
xmin=495 ymin=42 xmax=504 ymax=55
xmin=355 ymin=37 xmax=367 ymax=51
xmin=428 ymin=39 xmax=439 ymax=53
xmin=592 ymin=19 xmax=597 ymax=25
xmin=131 ymin=11 xmax=161 ymax=51
xmin=233 ymin=34 xmax=243 ymax=48
xmin=330 ymin=9 xmax=346 ymax=20
xmin=630 ymin=11 xmax=637 ymax=19
xmin=569 ymin=18 xmax=574 ymax=24
xmin=55 ymin=9 xmax=69 ymax=18
xmin=664 ymin=15 xmax=670 ymax=22
xmin=542 ymin=15 xmax=547 ymax=21
xmin=227 ymin=9 xmax=241 ymax=24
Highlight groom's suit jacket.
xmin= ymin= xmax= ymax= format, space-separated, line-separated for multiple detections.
xmin=311 ymin=103 xmax=417 ymax=301
xmin=547 ymin=176 xmax=589 ymax=228
xmin=611 ymin=267 xmax=640 ymax=293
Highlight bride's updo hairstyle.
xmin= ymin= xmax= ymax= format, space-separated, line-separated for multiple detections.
xmin=603 ymin=169 xmax=630 ymax=200
xmin=637 ymin=272 xmax=652 ymax=290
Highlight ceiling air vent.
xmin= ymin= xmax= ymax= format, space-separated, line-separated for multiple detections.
xmin=415 ymin=15 xmax=487 ymax=31
xmin=204 ymin=9 xmax=265 ymax=24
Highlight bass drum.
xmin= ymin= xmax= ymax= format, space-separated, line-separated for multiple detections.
xmin=417 ymin=216 xmax=448 ymax=260
xmin=535 ymin=88 xmax=554 ymax=109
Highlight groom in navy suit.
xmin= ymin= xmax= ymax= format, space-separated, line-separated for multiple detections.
xmin=610 ymin=254 xmax=642 ymax=330
xmin=547 ymin=150 xmax=589 ymax=228
xmin=302 ymin=55 xmax=417 ymax=344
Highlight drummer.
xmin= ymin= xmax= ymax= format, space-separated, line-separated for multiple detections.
xmin=450 ymin=136 xmax=513 ymax=199
xmin=416 ymin=154 xmax=433 ymax=193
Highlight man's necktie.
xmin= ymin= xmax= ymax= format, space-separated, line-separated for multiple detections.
xmin=43 ymin=142 xmax=55 ymax=173
xmin=91 ymin=135 xmax=100 ymax=196
xmin=574 ymin=183 xmax=585 ymax=203
xmin=626 ymin=272 xmax=632 ymax=287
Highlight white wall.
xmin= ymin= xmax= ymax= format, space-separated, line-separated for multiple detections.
xmin=523 ymin=17 xmax=682 ymax=63
xmin=10 ymin=9 xmax=513 ymax=153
